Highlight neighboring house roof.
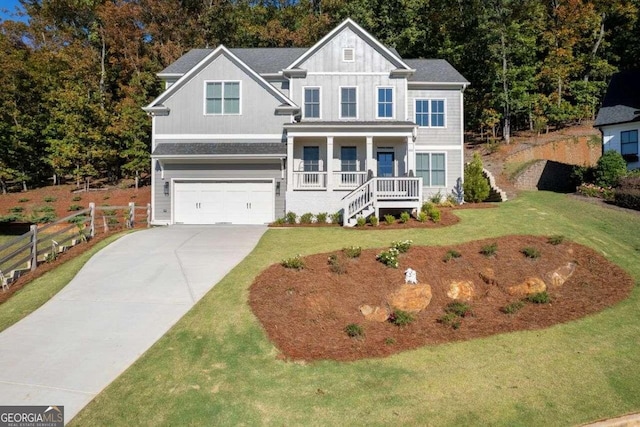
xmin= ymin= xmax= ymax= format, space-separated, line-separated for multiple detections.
xmin=405 ymin=59 xmax=469 ymax=84
xmin=594 ymin=70 xmax=640 ymax=127
xmin=152 ymin=142 xmax=286 ymax=157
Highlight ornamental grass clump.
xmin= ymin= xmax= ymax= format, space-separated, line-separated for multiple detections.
xmin=376 ymin=248 xmax=400 ymax=268
xmin=327 ymin=254 xmax=346 ymax=274
xmin=521 ymin=247 xmax=541 ymax=259
xmin=388 ymin=309 xmax=414 ymax=327
xmin=344 ymin=323 xmax=364 ymax=338
xmin=443 ymin=249 xmax=462 ymax=262
xmin=548 ymin=235 xmax=565 ymax=245
xmin=480 ymin=242 xmax=498 ymax=257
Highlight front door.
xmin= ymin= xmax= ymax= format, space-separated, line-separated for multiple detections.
xmin=377 ymin=152 xmax=394 ymax=177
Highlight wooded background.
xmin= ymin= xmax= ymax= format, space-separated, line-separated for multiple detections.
xmin=1 ymin=0 xmax=638 ymax=191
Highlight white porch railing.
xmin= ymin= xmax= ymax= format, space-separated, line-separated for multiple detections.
xmin=293 ymin=172 xmax=327 ymax=189
xmin=342 ymin=177 xmax=422 ymax=226
xmin=333 ymin=172 xmax=367 ymax=189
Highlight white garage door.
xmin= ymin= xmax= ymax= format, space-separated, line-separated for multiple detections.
xmin=174 ymin=181 xmax=274 ymax=224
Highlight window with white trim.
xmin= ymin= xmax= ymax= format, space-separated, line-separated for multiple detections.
xmin=340 ymin=87 xmax=357 ymax=118
xmin=416 ymin=153 xmax=446 ymax=186
xmin=304 ymin=87 xmax=320 ymax=118
xmin=205 ymin=82 xmax=240 ymax=115
xmin=377 ymin=87 xmax=393 ymax=118
xmin=415 ymin=99 xmax=445 ymax=127
xmin=621 ymin=130 xmax=639 ymax=155
xmin=303 ymin=146 xmax=320 ymax=172
xmin=341 ymin=146 xmax=357 ymax=172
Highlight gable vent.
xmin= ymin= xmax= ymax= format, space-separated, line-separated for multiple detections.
xmin=343 ymin=48 xmax=355 ymax=62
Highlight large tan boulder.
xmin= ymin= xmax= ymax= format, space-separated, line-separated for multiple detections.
xmin=359 ymin=305 xmax=390 ymax=322
xmin=507 ymin=277 xmax=547 ymax=296
xmin=447 ymin=280 xmax=475 ymax=301
xmin=387 ymin=284 xmax=432 ymax=313
xmin=548 ymin=262 xmax=576 ymax=288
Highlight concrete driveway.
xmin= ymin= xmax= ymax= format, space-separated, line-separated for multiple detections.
xmin=0 ymin=225 xmax=266 ymax=423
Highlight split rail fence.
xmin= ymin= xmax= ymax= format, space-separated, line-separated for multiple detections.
xmin=0 ymin=202 xmax=150 ymax=291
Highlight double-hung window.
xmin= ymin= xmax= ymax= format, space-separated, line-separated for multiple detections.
xmin=205 ymin=81 xmax=240 ymax=115
xmin=340 ymin=87 xmax=357 ymax=118
xmin=303 ymin=146 xmax=320 ymax=172
xmin=341 ymin=146 xmax=357 ymax=172
xmin=416 ymin=153 xmax=446 ymax=187
xmin=304 ymin=88 xmax=320 ymax=118
xmin=621 ymin=130 xmax=639 ymax=156
xmin=377 ymin=87 xmax=393 ymax=118
xmin=415 ymin=99 xmax=445 ymax=127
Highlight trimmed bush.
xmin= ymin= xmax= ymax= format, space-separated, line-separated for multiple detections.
xmin=417 ymin=211 xmax=428 ymax=222
xmin=464 ymin=153 xmax=490 ymax=202
xmin=299 ymin=212 xmax=314 ymax=224
xmin=392 ymin=240 xmax=412 ymax=253
xmin=330 ymin=211 xmax=342 ymax=224
xmin=316 ymin=212 xmax=328 ymax=223
xmin=399 ymin=211 xmax=410 ymax=223
xmin=384 ymin=214 xmax=395 ymax=225
xmin=614 ymin=175 xmax=640 ymax=211
xmin=594 ymin=150 xmax=627 ymax=187
xmin=376 ymin=248 xmax=400 ymax=268
xmin=356 ymin=216 xmax=367 ymax=227
xmin=369 ymin=215 xmax=379 ymax=226
xmin=285 ymin=211 xmax=297 ymax=224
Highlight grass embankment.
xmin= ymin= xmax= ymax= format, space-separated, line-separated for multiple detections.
xmin=0 ymin=233 xmax=128 ymax=332
xmin=72 ymin=192 xmax=640 ymax=426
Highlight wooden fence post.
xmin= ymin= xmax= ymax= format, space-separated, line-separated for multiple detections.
xmin=128 ymin=202 xmax=135 ymax=228
xmin=30 ymin=224 xmax=38 ymax=272
xmin=146 ymin=203 xmax=151 ymax=227
xmin=89 ymin=202 xmax=95 ymax=238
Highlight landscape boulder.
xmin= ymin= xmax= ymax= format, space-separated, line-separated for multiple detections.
xmin=507 ymin=277 xmax=547 ymax=296
xmin=359 ymin=305 xmax=390 ymax=322
xmin=548 ymin=262 xmax=576 ymax=287
xmin=447 ymin=280 xmax=475 ymax=301
xmin=387 ymin=284 xmax=432 ymax=313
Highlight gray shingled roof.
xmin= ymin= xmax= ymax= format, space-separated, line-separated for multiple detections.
xmin=404 ymin=59 xmax=469 ymax=84
xmin=594 ymin=70 xmax=640 ymax=127
xmin=152 ymin=142 xmax=286 ymax=156
xmin=159 ymin=48 xmax=307 ymax=75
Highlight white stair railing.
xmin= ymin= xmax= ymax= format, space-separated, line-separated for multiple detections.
xmin=342 ymin=178 xmax=375 ymax=226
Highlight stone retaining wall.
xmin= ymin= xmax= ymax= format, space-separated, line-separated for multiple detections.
xmin=514 ymin=160 xmax=576 ymax=192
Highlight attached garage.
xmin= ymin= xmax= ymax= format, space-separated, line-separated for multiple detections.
xmin=173 ymin=180 xmax=274 ymax=224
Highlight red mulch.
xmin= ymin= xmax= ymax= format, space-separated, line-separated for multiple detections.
xmin=249 ymin=235 xmax=634 ymax=362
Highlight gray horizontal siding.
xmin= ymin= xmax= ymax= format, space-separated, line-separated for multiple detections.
xmin=408 ymin=89 xmax=462 ymax=147
xmin=154 ymin=161 xmax=285 ymax=222
xmin=156 ymin=54 xmax=290 ymax=135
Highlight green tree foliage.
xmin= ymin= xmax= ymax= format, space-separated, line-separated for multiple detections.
xmin=464 ymin=153 xmax=491 ymax=203
xmin=594 ymin=150 xmax=628 ymax=187
xmin=0 ymin=0 xmax=638 ymax=187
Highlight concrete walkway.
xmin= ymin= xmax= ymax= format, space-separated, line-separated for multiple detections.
xmin=0 ymin=225 xmax=266 ymax=423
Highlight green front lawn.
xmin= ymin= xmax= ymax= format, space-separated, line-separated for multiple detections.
xmin=72 ymin=192 xmax=640 ymax=426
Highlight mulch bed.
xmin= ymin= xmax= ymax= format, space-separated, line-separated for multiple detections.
xmin=249 ymin=235 xmax=634 ymax=362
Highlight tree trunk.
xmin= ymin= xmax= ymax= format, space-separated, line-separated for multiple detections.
xmin=584 ymin=12 xmax=606 ymax=82
xmin=135 ymin=170 xmax=139 ymax=190
xmin=501 ymin=32 xmax=511 ymax=144
xmin=0 ymin=179 xmax=6 ymax=195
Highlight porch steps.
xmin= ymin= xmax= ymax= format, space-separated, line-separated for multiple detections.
xmin=482 ymin=168 xmax=508 ymax=202
xmin=346 ymin=206 xmax=374 ymax=227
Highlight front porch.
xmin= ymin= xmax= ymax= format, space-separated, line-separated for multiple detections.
xmin=283 ymin=122 xmax=422 ymax=225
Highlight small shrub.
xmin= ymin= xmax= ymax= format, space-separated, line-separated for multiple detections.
xmin=356 ymin=216 xmax=367 ymax=227
xmin=328 ymin=254 xmax=346 ymax=274
xmin=40 ymin=205 xmax=55 ymax=213
xmin=521 ymin=247 xmax=541 ymax=259
xmin=43 ymin=196 xmax=57 ymax=203
xmin=464 ymin=152 xmax=490 ymax=202
xmin=281 ymin=255 xmax=304 ymax=270
xmin=299 ymin=212 xmax=314 ymax=224
xmin=30 ymin=212 xmax=55 ymax=224
xmin=577 ymin=183 xmax=614 ymax=200
xmin=480 ymin=242 xmax=498 ymax=257
xmin=376 ymin=248 xmax=400 ymax=268
xmin=285 ymin=211 xmax=297 ymax=224
xmin=18 ymin=198 xmax=29 ymax=203
xmin=445 ymin=193 xmax=458 ymax=206
xmin=614 ymin=175 xmax=640 ymax=211
xmin=548 ymin=235 xmax=565 ymax=245
xmin=384 ymin=337 xmax=396 ymax=345
xmin=344 ymin=323 xmax=364 ymax=338
xmin=526 ymin=291 xmax=550 ymax=304
xmin=316 ymin=212 xmax=328 ymax=223
xmin=330 ymin=211 xmax=342 ymax=224
xmin=501 ymin=301 xmax=525 ymax=314
xmin=443 ymin=249 xmax=461 ymax=262
xmin=438 ymin=313 xmax=461 ymax=329
xmin=9 ymin=206 xmax=24 ymax=213
xmin=0 ymin=213 xmax=24 ymax=223
xmin=273 ymin=217 xmax=286 ymax=225
xmin=68 ymin=204 xmax=83 ymax=211
xmin=417 ymin=211 xmax=428 ymax=222
xmin=399 ymin=211 xmax=410 ymax=223
xmin=103 ymin=195 xmax=110 ymax=200
xmin=384 ymin=214 xmax=395 ymax=225
xmin=72 ymin=195 xmax=82 ymax=202
xmin=369 ymin=215 xmax=379 ymax=226
xmin=444 ymin=301 xmax=472 ymax=317
xmin=429 ymin=191 xmax=443 ymax=204
xmin=343 ymin=246 xmax=362 ymax=258
xmin=392 ymin=239 xmax=412 ymax=253
xmin=388 ymin=309 xmax=414 ymax=327
xmin=68 ymin=215 xmax=87 ymax=225
xmin=594 ymin=150 xmax=627 ymax=187
xmin=422 ymin=202 xmax=441 ymax=222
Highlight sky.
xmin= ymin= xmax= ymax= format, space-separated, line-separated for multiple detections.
xmin=0 ymin=0 xmax=28 ymax=23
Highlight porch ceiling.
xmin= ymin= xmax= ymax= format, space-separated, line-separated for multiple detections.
xmin=284 ymin=120 xmax=416 ymax=130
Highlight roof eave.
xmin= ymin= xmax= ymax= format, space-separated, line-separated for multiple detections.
xmin=152 ymin=154 xmax=286 ymax=160
xmin=142 ymin=106 xmax=170 ymax=116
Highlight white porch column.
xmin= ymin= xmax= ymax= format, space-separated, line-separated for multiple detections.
xmin=366 ymin=136 xmax=374 ymax=176
xmin=407 ymin=135 xmax=416 ymax=176
xmin=287 ymin=136 xmax=294 ymax=190
xmin=326 ymin=136 xmax=334 ymax=191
